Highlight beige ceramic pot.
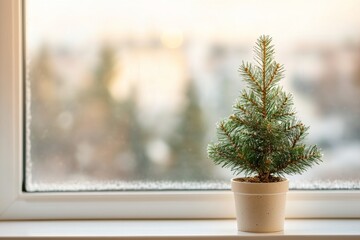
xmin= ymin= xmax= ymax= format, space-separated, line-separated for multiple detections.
xmin=231 ymin=178 xmax=289 ymax=233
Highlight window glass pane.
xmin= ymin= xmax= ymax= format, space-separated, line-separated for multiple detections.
xmin=25 ymin=0 xmax=360 ymax=191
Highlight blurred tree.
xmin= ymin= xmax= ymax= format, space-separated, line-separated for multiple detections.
xmin=73 ymin=45 xmax=118 ymax=177
xmin=116 ymin=88 xmax=150 ymax=179
xmin=169 ymin=79 xmax=210 ymax=180
xmin=313 ymin=45 xmax=360 ymax=140
xmin=29 ymin=45 xmax=75 ymax=181
xmin=74 ymin=45 xmax=150 ymax=180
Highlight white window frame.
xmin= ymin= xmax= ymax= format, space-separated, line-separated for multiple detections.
xmin=0 ymin=0 xmax=359 ymax=220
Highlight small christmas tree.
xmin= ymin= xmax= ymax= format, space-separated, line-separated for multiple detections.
xmin=207 ymin=35 xmax=322 ymax=183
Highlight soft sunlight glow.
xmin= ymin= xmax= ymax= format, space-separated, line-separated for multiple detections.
xmin=161 ymin=29 xmax=184 ymax=49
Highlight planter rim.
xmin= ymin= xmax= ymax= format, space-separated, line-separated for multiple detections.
xmin=231 ymin=178 xmax=289 ymax=194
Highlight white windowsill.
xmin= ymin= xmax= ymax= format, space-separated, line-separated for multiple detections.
xmin=0 ymin=219 xmax=359 ymax=239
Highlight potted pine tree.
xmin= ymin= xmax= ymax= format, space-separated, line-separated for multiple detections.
xmin=207 ymin=35 xmax=322 ymax=233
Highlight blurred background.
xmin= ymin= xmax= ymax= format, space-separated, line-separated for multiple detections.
xmin=25 ymin=0 xmax=360 ymax=191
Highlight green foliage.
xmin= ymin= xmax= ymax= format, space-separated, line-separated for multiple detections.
xmin=170 ymin=79 xmax=209 ymax=180
xmin=207 ymin=35 xmax=322 ymax=182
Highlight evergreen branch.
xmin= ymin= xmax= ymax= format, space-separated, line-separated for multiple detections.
xmin=239 ymin=63 xmax=262 ymax=91
xmin=265 ymin=86 xmax=281 ymax=116
xmin=255 ymin=36 xmax=276 ymax=118
xmin=261 ymin=39 xmax=267 ymax=90
xmin=261 ymin=39 xmax=267 ymax=118
xmin=241 ymin=91 xmax=262 ymax=113
xmin=229 ymin=114 xmax=248 ymax=126
xmin=277 ymin=95 xmax=289 ymax=113
xmin=234 ymin=102 xmax=249 ymax=115
xmin=208 ymin=144 xmax=237 ymax=169
xmin=273 ymin=146 xmax=322 ymax=175
xmin=208 ymin=123 xmax=248 ymax=167
xmin=291 ymin=124 xmax=305 ymax=148
xmin=285 ymin=123 xmax=303 ymax=132
xmin=273 ymin=93 xmax=293 ymax=119
xmin=216 ymin=150 xmax=235 ymax=167
xmin=276 ymin=112 xmax=295 ymax=119
xmin=208 ymin=143 xmax=249 ymax=172
xmin=242 ymin=129 xmax=259 ymax=138
xmin=266 ymin=63 xmax=281 ymax=89
xmin=229 ymin=114 xmax=260 ymax=139
xmin=218 ymin=120 xmax=251 ymax=164
xmin=261 ymin=92 xmax=267 ymax=118
xmin=211 ymin=146 xmax=235 ymax=162
xmin=219 ymin=121 xmax=239 ymax=151
xmin=291 ymin=136 xmax=300 ymax=149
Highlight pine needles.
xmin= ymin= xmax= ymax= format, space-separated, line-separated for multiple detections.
xmin=207 ymin=35 xmax=322 ymax=182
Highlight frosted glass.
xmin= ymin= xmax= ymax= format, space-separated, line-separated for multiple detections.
xmin=26 ymin=180 xmax=360 ymax=192
xmin=25 ymin=0 xmax=360 ymax=191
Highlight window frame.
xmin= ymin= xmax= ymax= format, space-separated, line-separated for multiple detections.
xmin=0 ymin=0 xmax=360 ymax=220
